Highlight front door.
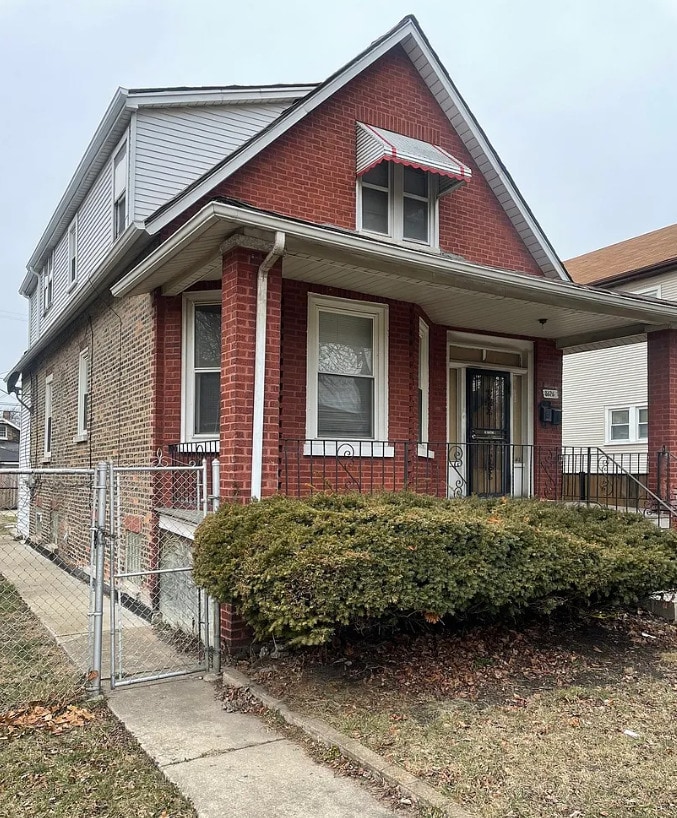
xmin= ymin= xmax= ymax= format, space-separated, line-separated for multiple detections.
xmin=466 ymin=369 xmax=511 ymax=496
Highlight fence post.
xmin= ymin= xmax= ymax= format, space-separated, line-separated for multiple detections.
xmin=88 ymin=461 xmax=108 ymax=697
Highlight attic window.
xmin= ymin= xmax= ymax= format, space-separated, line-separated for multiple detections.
xmin=356 ymin=123 xmax=471 ymax=246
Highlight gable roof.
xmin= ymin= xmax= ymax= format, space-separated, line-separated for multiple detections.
xmin=145 ymin=15 xmax=569 ymax=282
xmin=566 ymin=222 xmax=677 ymax=286
xmin=0 ymin=417 xmax=20 ymax=432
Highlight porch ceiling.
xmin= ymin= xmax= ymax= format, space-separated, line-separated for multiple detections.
xmin=112 ymin=201 xmax=677 ymax=353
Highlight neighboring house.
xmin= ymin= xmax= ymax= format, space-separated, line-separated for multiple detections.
xmin=563 ymin=223 xmax=677 ymax=482
xmin=8 ymin=16 xmax=677 ymax=645
xmin=0 ymin=412 xmax=19 ymax=509
xmin=0 ymin=412 xmax=20 ymax=445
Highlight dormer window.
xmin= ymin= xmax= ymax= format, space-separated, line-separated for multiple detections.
xmin=113 ymin=142 xmax=128 ymax=239
xmin=360 ymin=163 xmax=433 ymax=244
xmin=356 ymin=122 xmax=472 ymax=248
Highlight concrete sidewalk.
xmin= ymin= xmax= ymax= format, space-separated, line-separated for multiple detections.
xmin=1 ymin=531 xmax=395 ymax=817
xmin=109 ymin=676 xmax=396 ymax=818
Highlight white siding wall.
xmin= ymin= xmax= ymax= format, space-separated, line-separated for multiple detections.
xmin=133 ymin=103 xmax=288 ymax=220
xmin=17 ymin=381 xmax=31 ymax=536
xmin=562 ymin=270 xmax=677 ymax=461
xmin=34 ymin=148 xmax=117 ymax=342
xmin=28 ymin=291 xmax=38 ymax=346
xmin=563 ymin=341 xmax=647 ymax=455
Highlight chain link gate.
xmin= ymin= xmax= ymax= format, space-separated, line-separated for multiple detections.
xmin=107 ymin=460 xmax=220 ymax=688
xmin=1 ymin=459 xmax=220 ymax=699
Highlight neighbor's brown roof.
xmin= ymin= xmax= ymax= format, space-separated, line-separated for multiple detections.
xmin=565 ymin=222 xmax=677 ymax=285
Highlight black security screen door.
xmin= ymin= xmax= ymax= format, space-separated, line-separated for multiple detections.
xmin=466 ymin=369 xmax=511 ymax=496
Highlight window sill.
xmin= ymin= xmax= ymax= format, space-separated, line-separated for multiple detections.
xmin=41 ymin=455 xmax=51 ymax=464
xmin=604 ymin=441 xmax=648 ymax=447
xmin=73 ymin=432 xmax=88 ymax=444
xmin=68 ymin=280 xmax=78 ymax=293
xmin=304 ymin=440 xmax=395 ymax=458
xmin=417 ymin=444 xmax=435 ymax=459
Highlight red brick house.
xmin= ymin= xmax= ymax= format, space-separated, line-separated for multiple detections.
xmin=9 ymin=16 xmax=677 ymax=645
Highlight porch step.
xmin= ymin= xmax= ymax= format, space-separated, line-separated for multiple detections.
xmin=645 ymin=593 xmax=677 ymax=623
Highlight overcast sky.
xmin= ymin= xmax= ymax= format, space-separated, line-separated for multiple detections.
xmin=1 ymin=0 xmax=677 ymax=403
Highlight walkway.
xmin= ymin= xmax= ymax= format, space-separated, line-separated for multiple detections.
xmin=1 ymin=531 xmax=395 ymax=817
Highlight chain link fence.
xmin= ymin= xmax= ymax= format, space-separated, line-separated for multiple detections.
xmin=0 ymin=469 xmax=96 ymax=709
xmin=0 ymin=461 xmax=220 ymax=709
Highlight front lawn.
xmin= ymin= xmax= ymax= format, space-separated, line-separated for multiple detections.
xmin=0 ymin=575 xmax=196 ymax=818
xmin=239 ymin=611 xmax=677 ymax=818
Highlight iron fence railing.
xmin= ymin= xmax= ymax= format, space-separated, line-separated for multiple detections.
xmin=280 ymin=440 xmax=675 ymax=525
xmin=165 ymin=442 xmax=219 ymax=510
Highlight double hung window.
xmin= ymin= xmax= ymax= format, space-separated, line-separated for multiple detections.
xmin=113 ymin=143 xmax=128 ymax=239
xmin=77 ymin=349 xmax=90 ymax=439
xmin=183 ymin=294 xmax=221 ymax=439
xmin=360 ymin=163 xmax=433 ymax=245
xmin=307 ymin=295 xmax=387 ymax=441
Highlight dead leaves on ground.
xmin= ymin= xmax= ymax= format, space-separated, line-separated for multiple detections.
xmin=0 ymin=702 xmax=96 ymax=737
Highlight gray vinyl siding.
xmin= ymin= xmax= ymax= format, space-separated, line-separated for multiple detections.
xmin=132 ymin=103 xmax=288 ymax=220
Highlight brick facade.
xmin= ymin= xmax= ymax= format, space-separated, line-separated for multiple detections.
xmin=23 ymin=291 xmax=155 ymax=570
xmin=647 ymin=330 xmax=677 ymax=500
xmin=162 ymin=46 xmax=544 ymax=279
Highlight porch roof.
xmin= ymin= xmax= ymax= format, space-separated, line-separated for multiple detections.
xmin=112 ymin=199 xmax=677 ymax=353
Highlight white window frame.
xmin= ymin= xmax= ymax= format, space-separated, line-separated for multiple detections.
xmin=68 ymin=219 xmax=78 ymax=289
xmin=181 ymin=291 xmax=221 ymax=442
xmin=75 ymin=349 xmax=89 ymax=441
xmin=0 ymin=425 xmax=7 ymax=440
xmin=42 ymin=255 xmax=53 ymax=314
xmin=418 ymin=319 xmax=430 ymax=456
xmin=306 ymin=294 xmax=389 ymax=455
xmin=605 ymin=404 xmax=648 ymax=445
xmin=112 ymin=139 xmax=128 ymax=240
xmin=357 ymin=163 xmax=439 ymax=248
xmin=44 ymin=374 xmax=53 ymax=460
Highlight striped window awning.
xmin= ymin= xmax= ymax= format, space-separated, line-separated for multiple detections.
xmin=356 ymin=122 xmax=472 ymax=195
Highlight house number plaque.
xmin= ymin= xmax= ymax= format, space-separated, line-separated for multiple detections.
xmin=542 ymin=388 xmax=559 ymax=399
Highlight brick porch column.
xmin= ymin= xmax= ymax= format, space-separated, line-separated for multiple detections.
xmin=533 ymin=339 xmax=563 ymax=499
xmin=647 ymin=330 xmax=677 ymax=502
xmin=219 ymin=246 xmax=282 ymax=648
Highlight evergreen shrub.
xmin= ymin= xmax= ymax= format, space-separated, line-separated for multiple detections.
xmin=192 ymin=493 xmax=677 ymax=645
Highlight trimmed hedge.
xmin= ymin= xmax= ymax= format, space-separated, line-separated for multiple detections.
xmin=192 ymin=493 xmax=677 ymax=646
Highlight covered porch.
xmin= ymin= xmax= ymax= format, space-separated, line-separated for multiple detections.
xmin=112 ymin=200 xmax=677 ymax=517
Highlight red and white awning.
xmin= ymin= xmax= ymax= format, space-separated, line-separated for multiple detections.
xmin=356 ymin=122 xmax=472 ymax=194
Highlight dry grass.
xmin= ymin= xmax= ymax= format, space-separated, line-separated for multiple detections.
xmin=0 ymin=574 xmax=196 ymax=818
xmin=241 ymin=611 xmax=677 ymax=818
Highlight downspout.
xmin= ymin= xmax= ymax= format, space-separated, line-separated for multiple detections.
xmin=251 ymin=231 xmax=285 ymax=500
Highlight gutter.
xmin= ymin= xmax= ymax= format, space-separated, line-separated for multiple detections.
xmin=112 ymin=200 xmax=677 ymax=326
xmin=251 ymin=232 xmax=285 ymax=500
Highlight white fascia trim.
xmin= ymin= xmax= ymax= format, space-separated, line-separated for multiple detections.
xmin=402 ymin=31 xmax=569 ymax=283
xmin=0 ymin=419 xmax=20 ymax=432
xmin=144 ymin=20 xmax=420 ymax=235
xmin=26 ymin=88 xmax=130 ymax=275
xmin=112 ymin=201 xmax=677 ymax=328
xmin=127 ymin=85 xmax=316 ymax=108
xmin=8 ymin=224 xmax=145 ymax=385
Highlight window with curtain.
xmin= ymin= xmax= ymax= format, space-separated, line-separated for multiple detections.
xmin=307 ymin=296 xmax=387 ymax=441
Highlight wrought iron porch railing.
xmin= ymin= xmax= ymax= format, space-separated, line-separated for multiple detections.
xmin=280 ymin=440 xmax=675 ymax=525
